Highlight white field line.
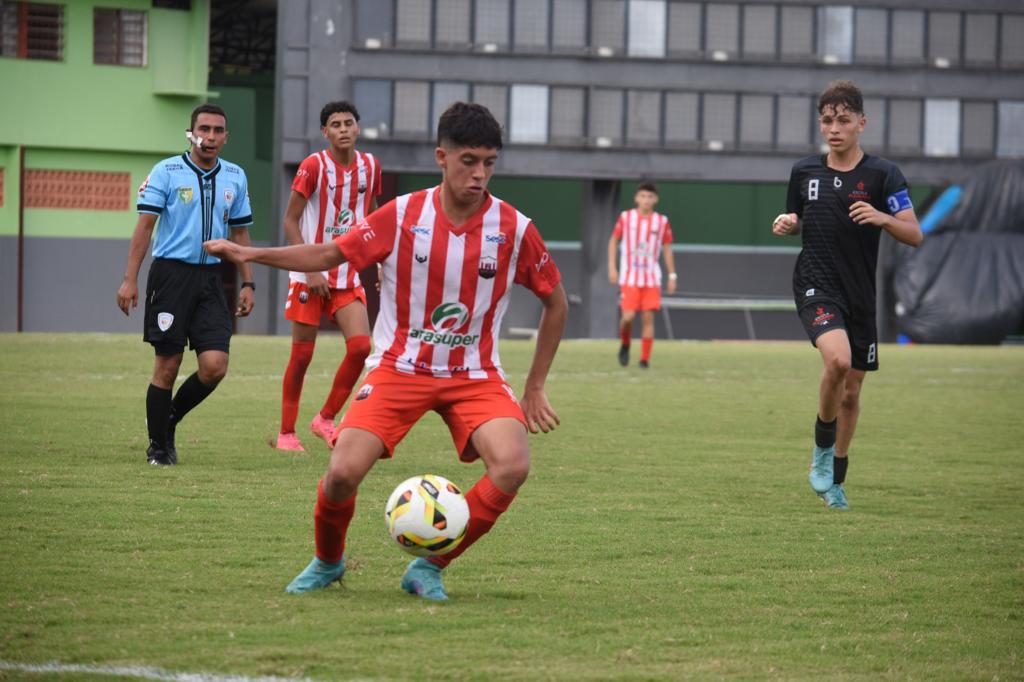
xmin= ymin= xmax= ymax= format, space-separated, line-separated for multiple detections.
xmin=0 ymin=661 xmax=345 ymax=682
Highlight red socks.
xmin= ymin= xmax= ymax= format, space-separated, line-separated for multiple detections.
xmin=281 ymin=340 xmax=315 ymax=433
xmin=620 ymin=325 xmax=631 ymax=346
xmin=314 ymin=479 xmax=356 ymax=564
xmin=429 ymin=474 xmax=516 ymax=569
xmin=320 ymin=335 xmax=372 ymax=420
xmin=641 ymin=338 xmax=653 ymax=362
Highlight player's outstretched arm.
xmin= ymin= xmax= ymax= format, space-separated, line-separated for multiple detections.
xmin=228 ymin=227 xmax=256 ymax=317
xmin=117 ymin=213 xmax=159 ymax=316
xmin=204 ymin=239 xmax=346 ymax=273
xmin=521 ymin=283 xmax=568 ymax=434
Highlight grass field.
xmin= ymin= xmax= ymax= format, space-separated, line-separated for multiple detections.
xmin=1 ymin=333 xmax=1022 ymax=681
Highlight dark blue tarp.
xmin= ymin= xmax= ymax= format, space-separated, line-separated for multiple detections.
xmin=892 ymin=160 xmax=1024 ymax=344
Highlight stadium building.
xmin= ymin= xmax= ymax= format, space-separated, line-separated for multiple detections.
xmin=2 ymin=0 xmax=1022 ymax=339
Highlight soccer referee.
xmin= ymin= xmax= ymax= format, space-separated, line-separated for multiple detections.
xmin=117 ymin=104 xmax=256 ymax=466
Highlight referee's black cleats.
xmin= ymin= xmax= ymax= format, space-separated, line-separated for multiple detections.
xmin=147 ymin=441 xmax=173 ymax=466
xmin=618 ymin=344 xmax=630 ymax=367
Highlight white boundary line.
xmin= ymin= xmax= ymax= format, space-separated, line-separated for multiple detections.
xmin=0 ymin=661 xmax=324 ymax=682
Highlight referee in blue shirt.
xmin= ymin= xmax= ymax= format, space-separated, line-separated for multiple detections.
xmin=117 ymin=104 xmax=256 ymax=466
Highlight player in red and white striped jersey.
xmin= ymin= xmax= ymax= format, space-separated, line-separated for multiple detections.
xmin=275 ymin=101 xmax=382 ymax=453
xmin=205 ymin=102 xmax=568 ymax=601
xmin=607 ymin=182 xmax=677 ymax=368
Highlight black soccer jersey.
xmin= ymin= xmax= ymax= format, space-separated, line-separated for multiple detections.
xmin=786 ymin=153 xmax=912 ymax=318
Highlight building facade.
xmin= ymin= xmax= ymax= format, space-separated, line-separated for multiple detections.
xmin=275 ymin=0 xmax=1024 ymax=339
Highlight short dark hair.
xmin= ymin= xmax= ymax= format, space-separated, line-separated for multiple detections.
xmin=437 ymin=102 xmax=503 ymax=150
xmin=320 ymin=100 xmax=360 ymax=127
xmin=190 ymin=104 xmax=227 ymax=130
xmin=636 ymin=182 xmax=658 ymax=195
xmin=818 ymin=81 xmax=864 ymax=116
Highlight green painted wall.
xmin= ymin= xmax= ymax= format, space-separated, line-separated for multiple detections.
xmin=21 ymin=148 xmax=166 ymax=239
xmin=0 ymin=0 xmax=210 ymax=155
xmin=212 ymin=83 xmax=274 ymax=241
xmin=396 ymin=173 xmax=583 ymax=242
xmin=0 ymin=146 xmax=20 ymax=236
xmin=620 ymin=180 xmax=937 ymax=247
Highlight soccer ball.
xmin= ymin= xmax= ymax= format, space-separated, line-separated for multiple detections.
xmin=384 ymin=475 xmax=470 ymax=557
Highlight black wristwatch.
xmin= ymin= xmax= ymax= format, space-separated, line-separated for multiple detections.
xmin=240 ymin=281 xmax=256 ymax=291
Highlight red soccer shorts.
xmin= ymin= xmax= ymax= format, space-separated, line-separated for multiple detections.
xmin=338 ymin=366 xmax=527 ymax=461
xmin=284 ymin=282 xmax=367 ymax=326
xmin=620 ymin=285 xmax=661 ymax=312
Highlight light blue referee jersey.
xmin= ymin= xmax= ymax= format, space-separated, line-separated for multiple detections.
xmin=137 ymin=152 xmax=253 ymax=265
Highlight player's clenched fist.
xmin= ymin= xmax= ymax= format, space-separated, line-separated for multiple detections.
xmin=772 ymin=213 xmax=799 ymax=236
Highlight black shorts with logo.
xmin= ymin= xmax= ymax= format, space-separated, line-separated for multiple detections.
xmin=797 ymin=297 xmax=879 ymax=371
xmin=144 ymin=258 xmax=232 ymax=356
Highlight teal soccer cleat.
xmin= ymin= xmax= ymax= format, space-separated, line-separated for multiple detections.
xmin=809 ymin=445 xmax=835 ymax=494
xmin=822 ymin=484 xmax=849 ymax=510
xmin=400 ymin=558 xmax=449 ymax=601
xmin=285 ymin=556 xmax=345 ymax=593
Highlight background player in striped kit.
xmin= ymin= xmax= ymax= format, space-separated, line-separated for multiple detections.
xmin=275 ymin=101 xmax=381 ymax=452
xmin=608 ymin=182 xmax=677 ymax=368
xmin=773 ymin=81 xmax=922 ymax=509
xmin=205 ymin=102 xmax=568 ymax=601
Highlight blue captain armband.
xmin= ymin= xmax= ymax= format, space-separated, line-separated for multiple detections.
xmin=886 ymin=189 xmax=913 ymax=214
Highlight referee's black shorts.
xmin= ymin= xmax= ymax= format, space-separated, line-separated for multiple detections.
xmin=144 ymin=258 xmax=232 ymax=357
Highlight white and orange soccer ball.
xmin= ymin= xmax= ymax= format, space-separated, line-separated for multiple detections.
xmin=384 ymin=475 xmax=470 ymax=557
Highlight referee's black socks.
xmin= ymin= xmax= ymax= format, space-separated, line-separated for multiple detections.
xmin=171 ymin=372 xmax=216 ymax=423
xmin=815 ymin=415 xmax=837 ymax=449
xmin=146 ymin=384 xmax=173 ymax=448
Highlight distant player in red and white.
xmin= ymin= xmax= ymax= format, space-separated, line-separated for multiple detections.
xmin=275 ymin=101 xmax=382 ymax=452
xmin=205 ymin=102 xmax=568 ymax=601
xmin=607 ymin=182 xmax=677 ymax=368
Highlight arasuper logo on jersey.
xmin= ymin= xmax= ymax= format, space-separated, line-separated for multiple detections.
xmin=408 ymin=302 xmax=478 ymax=347
xmin=325 ymin=208 xmax=354 ymax=237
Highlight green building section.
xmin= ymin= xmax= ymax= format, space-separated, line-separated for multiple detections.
xmin=396 ymin=173 xmax=584 ymax=242
xmin=621 ymin=180 xmax=936 ymax=248
xmin=0 ymin=146 xmax=19 ymax=236
xmin=0 ymin=0 xmax=213 ymax=238
xmin=210 ymin=76 xmax=275 ymax=242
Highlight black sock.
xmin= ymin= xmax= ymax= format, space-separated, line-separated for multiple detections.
xmin=834 ymin=456 xmax=849 ymax=484
xmin=171 ymin=372 xmax=216 ymax=423
xmin=815 ymin=416 xmax=837 ymax=448
xmin=146 ymin=384 xmax=173 ymax=449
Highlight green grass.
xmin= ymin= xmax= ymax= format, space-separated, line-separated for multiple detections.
xmin=1 ymin=334 xmax=1022 ymax=681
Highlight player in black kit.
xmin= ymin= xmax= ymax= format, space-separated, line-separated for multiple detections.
xmin=772 ymin=81 xmax=923 ymax=509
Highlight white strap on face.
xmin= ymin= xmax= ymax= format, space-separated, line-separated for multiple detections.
xmin=186 ymin=131 xmax=204 ymax=147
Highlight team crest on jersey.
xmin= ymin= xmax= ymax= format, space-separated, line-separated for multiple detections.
xmin=177 ymin=187 xmax=193 ymax=204
xmin=157 ymin=312 xmax=174 ymax=332
xmin=224 ymin=189 xmax=234 ymax=203
xmin=478 ymin=256 xmax=498 ymax=279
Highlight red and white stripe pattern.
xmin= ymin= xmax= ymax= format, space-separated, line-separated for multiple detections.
xmin=337 ymin=187 xmax=558 ymax=379
xmin=614 ymin=209 xmax=673 ymax=288
xmin=290 ymin=149 xmax=380 ymax=288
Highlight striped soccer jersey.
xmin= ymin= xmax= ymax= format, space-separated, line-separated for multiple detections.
xmin=334 ymin=187 xmax=561 ymax=379
xmin=613 ymin=209 xmax=673 ymax=288
xmin=289 ymin=149 xmax=382 ymax=288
